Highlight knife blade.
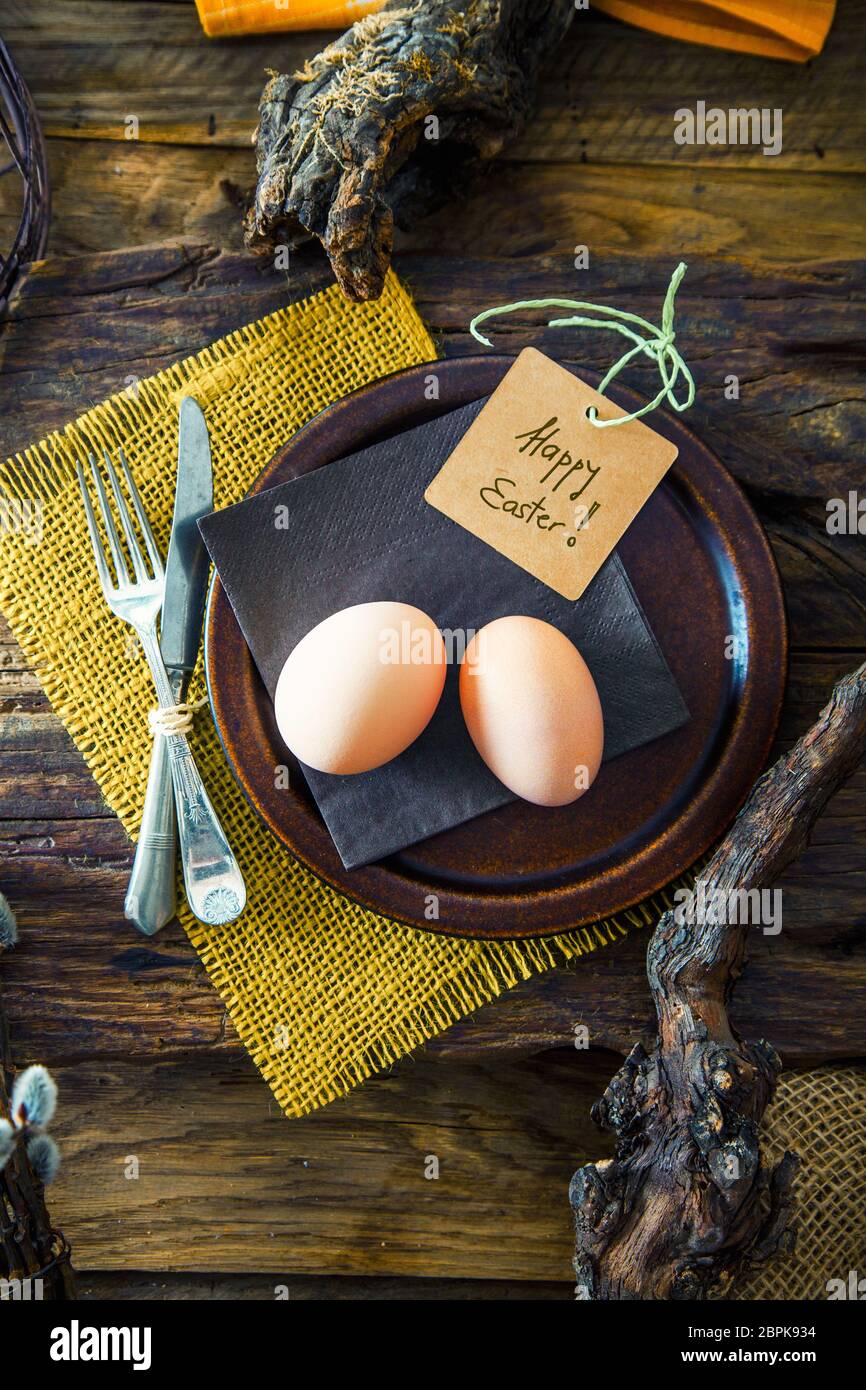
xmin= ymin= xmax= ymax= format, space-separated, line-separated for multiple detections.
xmin=161 ymin=396 xmax=213 ymax=673
xmin=124 ymin=397 xmax=213 ymax=935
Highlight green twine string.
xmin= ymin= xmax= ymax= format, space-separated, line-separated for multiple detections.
xmin=469 ymin=261 xmax=696 ymax=429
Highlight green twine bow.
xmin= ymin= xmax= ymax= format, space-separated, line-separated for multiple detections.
xmin=469 ymin=261 xmax=696 ymax=429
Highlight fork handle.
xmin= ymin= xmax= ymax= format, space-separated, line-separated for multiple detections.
xmin=124 ymin=669 xmax=182 ymax=936
xmin=138 ymin=628 xmax=246 ymax=927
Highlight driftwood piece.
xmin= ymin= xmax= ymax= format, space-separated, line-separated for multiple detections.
xmin=244 ymin=0 xmax=574 ymax=300
xmin=571 ymin=663 xmax=866 ymax=1300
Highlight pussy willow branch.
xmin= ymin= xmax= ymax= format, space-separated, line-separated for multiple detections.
xmin=0 ymin=936 xmax=74 ymax=1296
xmin=572 ymin=663 xmax=866 ymax=1300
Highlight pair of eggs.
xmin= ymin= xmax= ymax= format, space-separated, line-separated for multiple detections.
xmin=274 ymin=601 xmax=604 ymax=808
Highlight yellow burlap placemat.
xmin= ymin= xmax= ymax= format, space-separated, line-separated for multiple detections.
xmin=0 ymin=270 xmax=642 ymax=1118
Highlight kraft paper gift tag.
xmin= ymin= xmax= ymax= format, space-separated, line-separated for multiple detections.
xmin=425 ymin=348 xmax=679 ymax=601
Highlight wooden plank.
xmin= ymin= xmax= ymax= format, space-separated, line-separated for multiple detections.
xmin=5 ymin=0 xmax=318 ymax=147
xmin=1 ymin=646 xmax=864 ymax=1067
xmin=45 ymin=1047 xmax=615 ymax=1277
xmin=0 ymin=140 xmax=251 ymax=258
xmin=4 ymin=245 xmax=863 ymax=502
xmin=4 ymin=140 xmax=865 ymax=264
xmin=0 ymin=815 xmax=229 ymax=1058
xmin=2 ymin=244 xmax=864 ymax=649
xmin=398 ymin=160 xmax=866 ymax=267
xmin=0 ymin=708 xmax=111 ymax=819
xmin=6 ymin=0 xmax=865 ymax=169
xmin=514 ymin=3 xmax=866 ymax=172
xmin=408 ymin=253 xmax=866 ymax=500
xmin=77 ymin=1271 xmax=573 ymax=1299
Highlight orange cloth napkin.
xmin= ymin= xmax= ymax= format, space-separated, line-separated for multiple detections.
xmin=195 ymin=0 xmax=385 ymax=36
xmin=195 ymin=0 xmax=835 ymax=60
xmin=591 ymin=0 xmax=836 ymax=62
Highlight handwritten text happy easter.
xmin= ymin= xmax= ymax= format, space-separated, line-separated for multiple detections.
xmin=479 ymin=418 xmax=601 ymax=548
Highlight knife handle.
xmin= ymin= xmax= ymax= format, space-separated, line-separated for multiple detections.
xmin=124 ymin=677 xmax=180 ymax=936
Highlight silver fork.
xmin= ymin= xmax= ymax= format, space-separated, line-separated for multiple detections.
xmin=77 ymin=446 xmax=246 ymax=926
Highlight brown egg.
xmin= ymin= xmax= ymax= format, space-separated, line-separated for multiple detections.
xmin=274 ymin=602 xmax=447 ymax=775
xmin=459 ymin=616 xmax=604 ymax=807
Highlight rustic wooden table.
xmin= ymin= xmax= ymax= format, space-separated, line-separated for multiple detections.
xmin=0 ymin=0 xmax=864 ymax=1299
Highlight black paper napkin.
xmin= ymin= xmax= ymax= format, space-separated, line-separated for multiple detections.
xmin=200 ymin=399 xmax=689 ymax=869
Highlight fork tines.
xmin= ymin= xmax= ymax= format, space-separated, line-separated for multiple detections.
xmin=76 ymin=447 xmax=163 ymax=595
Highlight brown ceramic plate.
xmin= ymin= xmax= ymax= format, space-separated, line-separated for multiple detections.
xmin=204 ymin=356 xmax=787 ymax=940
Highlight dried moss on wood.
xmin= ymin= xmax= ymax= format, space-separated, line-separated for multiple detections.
xmin=245 ymin=0 xmax=575 ymax=300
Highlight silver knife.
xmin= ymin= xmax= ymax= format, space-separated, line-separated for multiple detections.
xmin=124 ymin=397 xmax=214 ymax=935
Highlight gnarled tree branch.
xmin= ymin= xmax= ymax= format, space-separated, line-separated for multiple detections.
xmin=571 ymin=663 xmax=866 ymax=1300
xmin=244 ymin=0 xmax=575 ymax=300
